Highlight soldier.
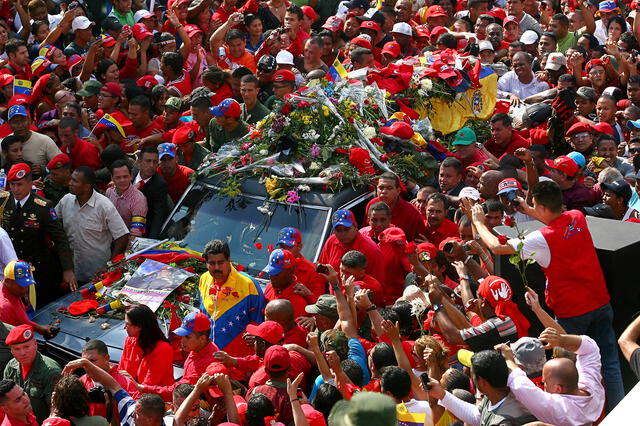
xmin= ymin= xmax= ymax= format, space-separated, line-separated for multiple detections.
xmin=42 ymin=154 xmax=71 ymax=207
xmin=3 ymin=324 xmax=61 ymax=424
xmin=1 ymin=163 xmax=76 ymax=306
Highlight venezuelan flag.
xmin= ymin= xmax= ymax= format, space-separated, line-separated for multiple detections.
xmin=198 ymin=267 xmax=265 ymax=356
xmin=96 ymin=113 xmax=127 ymax=138
xmin=13 ymin=79 xmax=32 ymax=96
xmin=397 ymin=402 xmax=427 ymax=426
xmin=326 ymin=58 xmax=348 ymax=82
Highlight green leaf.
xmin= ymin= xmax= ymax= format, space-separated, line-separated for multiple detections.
xmin=526 ymin=258 xmax=536 ymax=266
xmin=508 ymin=255 xmax=521 ymax=266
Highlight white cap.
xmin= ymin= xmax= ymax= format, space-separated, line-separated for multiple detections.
xmin=358 ymin=33 xmax=372 ymax=42
xmin=478 ymin=40 xmax=494 ymax=52
xmin=134 ymin=9 xmax=154 ymax=23
xmin=459 ymin=186 xmax=481 ymax=201
xmin=545 ymin=52 xmax=567 ymax=71
xmin=520 ymin=30 xmax=539 ymax=45
xmin=392 ymin=22 xmax=413 ymax=36
xmin=276 ymin=50 xmax=294 ymax=65
xmin=72 ymin=16 xmax=94 ymax=32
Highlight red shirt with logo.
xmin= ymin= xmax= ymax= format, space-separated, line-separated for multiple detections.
xmin=364 ymin=197 xmax=427 ymax=242
xmin=264 ymin=282 xmax=308 ymax=319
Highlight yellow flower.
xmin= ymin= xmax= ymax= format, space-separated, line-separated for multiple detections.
xmin=265 ymin=176 xmax=279 ymax=196
xmin=322 ymin=106 xmax=330 ymax=117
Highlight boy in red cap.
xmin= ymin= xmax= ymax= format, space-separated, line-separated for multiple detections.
xmin=265 ymin=70 xmax=296 ymax=109
xmin=247 ymin=345 xmax=294 ymax=425
xmin=204 ymin=98 xmax=249 ymax=154
xmin=4 ymin=324 xmax=61 ymax=423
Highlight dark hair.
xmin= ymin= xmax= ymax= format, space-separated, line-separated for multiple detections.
xmin=203 ymin=239 xmax=230 ymax=259
xmin=471 ymin=350 xmax=509 ymax=388
xmin=351 ymin=47 xmax=373 ymax=65
xmin=427 ymin=192 xmax=450 ymax=209
xmin=162 ymin=52 xmax=184 ymax=75
xmin=173 ymin=383 xmax=195 ymax=400
xmin=532 ymin=180 xmax=563 ymax=213
xmin=596 ymin=134 xmax=616 ymax=148
xmin=0 ymin=380 xmax=16 ymax=404
xmin=231 ymin=66 xmax=253 ymax=80
xmin=341 ymin=359 xmax=363 ymax=387
xmin=203 ymin=66 xmax=228 ymax=84
xmin=96 ymin=59 xmax=118 ymax=82
xmin=313 ymin=383 xmax=342 ymax=419
xmin=378 ymin=307 xmax=400 ymax=324
xmin=441 ymin=156 xmax=463 ymax=175
xmin=491 ymin=113 xmax=512 ymax=127
xmin=380 ymin=366 xmax=412 ymax=399
xmin=74 ymin=166 xmax=97 ymax=187
xmin=598 ymin=93 xmax=617 ymax=106
xmin=244 ymin=14 xmax=262 ymax=27
xmin=443 ymin=368 xmax=472 ymax=392
xmin=58 ymin=116 xmax=79 ymax=132
xmin=509 ymin=41 xmax=525 ymax=50
xmin=438 ymin=33 xmax=457 ymax=49
xmin=53 ymin=375 xmax=90 ymax=418
xmin=568 ymin=44 xmax=586 ymax=58
xmin=452 ymin=388 xmax=476 ymax=403
xmin=240 ymin=74 xmax=260 ymax=86
xmin=139 ymin=145 xmax=159 ymax=159
xmin=578 ymin=33 xmax=599 ymax=50
xmin=306 ymin=36 xmax=324 ymax=49
xmin=468 ymin=0 xmax=490 ymax=7
xmin=629 ymin=75 xmax=640 ymax=86
xmin=226 ymin=29 xmax=245 ymax=42
xmin=551 ymin=13 xmax=569 ymax=27
xmin=110 ymin=158 xmax=133 ymax=175
xmin=371 ymin=342 xmax=397 ymax=371
xmin=5 ymin=39 xmax=26 ymax=56
xmin=454 ymin=19 xmax=472 ymax=32
xmin=1 ymin=134 xmax=21 ymax=152
xmin=484 ymin=198 xmax=505 ymax=213
xmin=529 ymin=143 xmax=548 ymax=157
xmin=130 ymin=95 xmax=152 ymax=112
xmin=138 ymin=394 xmax=166 ymax=422
xmin=126 ymin=305 xmax=169 ymax=356
xmin=607 ymin=15 xmax=626 ymax=34
xmin=31 ymin=20 xmax=48 ymax=37
xmin=340 ymin=250 xmax=367 ymax=269
xmin=62 ymin=102 xmax=83 ymax=117
xmin=477 ymin=14 xmax=495 ymax=23
xmin=82 ymin=339 xmax=108 ymax=356
xmin=286 ymin=4 xmax=304 ymax=20
xmin=558 ymin=73 xmax=576 ymax=85
xmin=246 ymin=393 xmax=275 ymax=426
xmin=368 ymin=201 xmax=391 ymax=216
xmin=620 ymin=31 xmax=640 ymax=52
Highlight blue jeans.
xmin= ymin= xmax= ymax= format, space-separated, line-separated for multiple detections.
xmin=557 ymin=303 xmax=624 ymax=412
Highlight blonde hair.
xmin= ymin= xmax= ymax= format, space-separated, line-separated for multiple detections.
xmin=414 ymin=335 xmax=448 ymax=369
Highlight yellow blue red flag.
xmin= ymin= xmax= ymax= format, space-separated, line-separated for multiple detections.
xmin=13 ymin=79 xmax=32 ymax=96
xmin=96 ymin=113 xmax=127 ymax=138
xmin=326 ymin=58 xmax=348 ymax=82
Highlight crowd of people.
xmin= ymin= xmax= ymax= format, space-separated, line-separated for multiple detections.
xmin=0 ymin=0 xmax=638 ymax=425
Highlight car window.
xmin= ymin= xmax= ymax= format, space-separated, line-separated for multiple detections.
xmin=162 ymin=183 xmax=330 ymax=275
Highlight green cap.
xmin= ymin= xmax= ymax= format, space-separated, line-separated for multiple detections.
xmin=76 ymin=80 xmax=103 ymax=97
xmin=452 ymin=126 xmax=477 ymax=146
xmin=305 ymin=294 xmax=338 ymax=320
xmin=163 ymin=97 xmax=183 ymax=110
xmin=328 ymin=392 xmax=398 ymax=426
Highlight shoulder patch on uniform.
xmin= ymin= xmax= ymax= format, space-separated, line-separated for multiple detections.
xmin=0 ymin=190 xmax=9 ymax=198
xmin=34 ymin=198 xmax=47 ymax=207
xmin=49 ymin=208 xmax=57 ymax=220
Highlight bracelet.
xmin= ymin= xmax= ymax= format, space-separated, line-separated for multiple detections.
xmin=290 ymin=398 xmax=300 ymax=403
xmin=366 ymin=304 xmax=377 ymax=312
xmin=175 ymin=24 xmax=183 ymax=29
xmin=460 ymin=274 xmax=469 ymax=281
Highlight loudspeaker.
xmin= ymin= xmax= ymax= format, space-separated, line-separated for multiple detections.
xmin=494 ymin=217 xmax=640 ymax=391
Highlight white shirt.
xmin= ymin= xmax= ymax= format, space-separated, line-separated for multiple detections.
xmin=133 ymin=173 xmax=151 ymax=187
xmin=0 ymin=227 xmax=17 ymax=280
xmin=55 ymin=191 xmax=129 ymax=282
xmin=15 ymin=193 xmax=29 ymax=209
xmin=508 ymin=230 xmax=551 ymax=268
xmin=498 ymin=71 xmax=550 ymax=100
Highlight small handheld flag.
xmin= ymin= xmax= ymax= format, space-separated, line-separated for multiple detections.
xmin=13 ymin=79 xmax=32 ymax=96
xmin=326 ymin=58 xmax=348 ymax=82
xmin=96 ymin=113 xmax=127 ymax=138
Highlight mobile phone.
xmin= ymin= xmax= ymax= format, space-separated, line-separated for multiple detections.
xmin=505 ymin=190 xmax=518 ymax=207
xmin=420 ymin=373 xmax=432 ymax=390
xmin=316 ymin=264 xmax=329 ymax=274
xmin=123 ymin=25 xmax=130 ymax=32
xmin=68 ymin=2 xmax=78 ymax=10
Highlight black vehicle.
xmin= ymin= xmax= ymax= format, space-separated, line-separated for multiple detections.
xmin=33 ymin=176 xmax=373 ymax=365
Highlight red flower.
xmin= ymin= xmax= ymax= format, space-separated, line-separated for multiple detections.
xmin=267 ymin=244 xmax=274 ymax=253
xmin=380 ymin=154 xmax=389 ymax=162
xmin=254 ymin=242 xmax=263 ymax=250
xmin=298 ymin=100 xmax=311 ymax=108
xmin=280 ymin=102 xmax=292 ymax=114
xmin=503 ymin=215 xmax=515 ymax=227
xmin=184 ymin=267 xmax=195 ymax=273
xmin=347 ymin=117 xmax=354 ymax=123
xmin=497 ymin=235 xmax=508 ymax=245
xmin=232 ymin=291 xmax=239 ymax=298
xmin=371 ymin=137 xmax=383 ymax=146
xmin=209 ymin=285 xmax=221 ymax=296
xmin=236 ymin=264 xmax=245 ymax=271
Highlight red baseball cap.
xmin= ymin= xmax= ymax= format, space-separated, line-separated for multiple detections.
xmin=301 ymin=5 xmax=317 ymax=21
xmin=496 ymin=178 xmax=523 ymax=195
xmin=425 ymin=5 xmax=448 ymax=18
xmin=210 ymin=98 xmax=241 ymax=118
xmin=378 ymin=227 xmax=406 ymax=244
xmin=417 ymin=242 xmax=437 ymax=261
xmin=591 ymin=122 xmax=614 ymax=136
xmin=42 ymin=418 xmax=71 ymax=426
xmin=264 ymin=345 xmax=291 ymax=372
xmin=322 ymin=15 xmax=344 ymax=32
xmin=136 ymin=75 xmax=159 ymax=89
xmin=382 ymin=41 xmax=401 ymax=58
xmin=379 ymin=121 xmax=414 ymax=139
xmin=132 ymin=23 xmax=153 ymax=40
xmin=173 ymin=312 xmax=211 ymax=336
xmin=102 ymin=82 xmax=122 ymax=97
xmin=204 ymin=362 xmax=229 ymax=398
xmin=184 ymin=24 xmax=203 ymax=38
xmin=172 ymin=121 xmax=200 ymax=145
xmin=245 ymin=320 xmax=285 ymax=345
xmin=360 ymin=20 xmax=381 ymax=31
xmin=489 ymin=7 xmax=507 ymax=21
xmin=503 ymin=15 xmax=520 ymax=27
xmin=272 ymin=69 xmax=296 ymax=83
xmin=351 ymin=36 xmax=373 ymax=50
xmin=429 ymin=26 xmax=448 ymax=43
xmin=47 ymin=153 xmax=71 ymax=170
xmin=277 ymin=227 xmax=302 ymax=247
xmin=7 ymin=163 xmax=31 ymax=182
xmin=8 ymin=94 xmax=30 ymax=107
xmin=438 ymin=236 xmax=464 ymax=251
xmin=101 ymin=34 xmax=116 ymax=47
xmin=546 ymin=155 xmax=578 ymax=177
xmin=6 ymin=324 xmax=34 ymax=345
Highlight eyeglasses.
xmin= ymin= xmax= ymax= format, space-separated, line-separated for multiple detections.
xmin=571 ymin=132 xmax=590 ymax=139
xmin=589 ymin=70 xmax=605 ymax=76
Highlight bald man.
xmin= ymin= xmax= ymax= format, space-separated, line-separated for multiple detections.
xmin=498 ymin=328 xmax=605 ymax=425
xmin=478 ymin=170 xmax=504 ymax=200
xmin=265 ymin=299 xmax=308 ymax=348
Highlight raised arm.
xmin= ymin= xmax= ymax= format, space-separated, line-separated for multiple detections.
xmin=319 ymin=264 xmax=357 ymax=338
xmin=210 ymin=12 xmax=244 ymax=59
xmin=525 ymin=288 xmax=566 ymax=334
xmin=619 ymin=315 xmax=640 ymax=363
xmin=63 ymin=359 xmax=122 ymax=394
xmin=471 ymin=204 xmax=517 ymax=255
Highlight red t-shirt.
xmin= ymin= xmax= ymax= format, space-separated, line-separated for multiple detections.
xmin=264 ymin=282 xmax=308 ymax=319
xmin=64 ymin=138 xmax=101 ymax=170
xmin=379 ymin=238 xmax=412 ymax=304
xmin=284 ymin=324 xmax=309 ymax=348
xmin=424 ymin=218 xmax=460 ymax=248
xmin=484 ymin=132 xmax=531 ymax=159
xmin=294 ymin=255 xmax=325 ymax=302
xmin=248 ymin=350 xmax=310 ymax=389
xmin=318 ymin=233 xmax=385 ymax=282
xmin=454 ymin=148 xmax=489 ymax=168
xmin=364 ymin=197 xmax=427 ymax=242
xmin=286 ymin=29 xmax=310 ymax=58
xmin=158 ymin=164 xmax=194 ymax=203
xmin=166 ymin=72 xmax=192 ymax=97
xmin=124 ymin=120 xmax=164 ymax=151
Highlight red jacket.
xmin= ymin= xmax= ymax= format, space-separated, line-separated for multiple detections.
xmin=118 ymin=337 xmax=174 ymax=386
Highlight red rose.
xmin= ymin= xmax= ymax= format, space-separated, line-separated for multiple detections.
xmin=347 ymin=117 xmax=354 ymax=123
xmin=503 ymin=215 xmax=515 ymax=227
xmin=185 ymin=267 xmax=195 ymax=273
xmin=380 ymin=154 xmax=389 ymax=162
xmin=497 ymin=235 xmax=508 ymax=245
xmin=236 ymin=264 xmax=245 ymax=271
xmin=281 ymin=102 xmax=292 ymax=114
xmin=254 ymin=242 xmax=263 ymax=250
xmin=267 ymin=244 xmax=274 ymax=253
xmin=232 ymin=291 xmax=239 ymax=298
xmin=371 ymin=137 xmax=383 ymax=146
xmin=298 ymin=100 xmax=311 ymax=108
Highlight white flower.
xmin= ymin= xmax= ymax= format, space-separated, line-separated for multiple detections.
xmin=420 ymin=79 xmax=433 ymax=92
xmin=363 ymin=126 xmax=376 ymax=139
xmin=123 ymin=273 xmax=132 ymax=281
xmin=309 ymin=162 xmax=320 ymax=170
xmin=259 ymin=149 xmax=269 ymax=156
xmin=257 ymin=204 xmax=270 ymax=214
xmin=409 ymin=298 xmax=427 ymax=317
xmin=297 ymin=185 xmax=311 ymax=192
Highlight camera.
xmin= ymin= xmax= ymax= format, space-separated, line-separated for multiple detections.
xmin=88 ymin=385 xmax=107 ymax=404
xmin=505 ymin=191 xmax=519 ymax=208
xmin=420 ymin=373 xmax=432 ymax=390
xmin=315 ymin=264 xmax=329 ymax=274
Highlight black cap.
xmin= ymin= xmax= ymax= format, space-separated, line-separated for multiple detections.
xmin=102 ymin=16 xmax=123 ymax=33
xmin=584 ymin=203 xmax=614 ymax=219
xmin=526 ymin=103 xmax=552 ymax=126
xmin=257 ymin=55 xmax=277 ymax=72
xmin=601 ymin=179 xmax=633 ymax=204
xmin=346 ymin=0 xmax=370 ymax=9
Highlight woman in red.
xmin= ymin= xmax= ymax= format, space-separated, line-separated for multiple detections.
xmin=118 ymin=305 xmax=174 ymax=387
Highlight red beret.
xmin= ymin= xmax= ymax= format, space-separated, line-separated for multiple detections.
xmin=380 ymin=121 xmax=414 ymax=140
xmin=6 ymin=324 xmax=34 ymax=345
xmin=7 ymin=163 xmax=31 ymax=182
xmin=47 ymin=153 xmax=71 ymax=170
xmin=172 ymin=121 xmax=199 ymax=145
xmin=68 ymin=299 xmax=99 ymax=316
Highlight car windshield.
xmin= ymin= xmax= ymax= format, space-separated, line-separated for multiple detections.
xmin=161 ymin=183 xmax=331 ymax=275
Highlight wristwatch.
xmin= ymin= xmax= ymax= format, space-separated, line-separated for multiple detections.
xmin=366 ymin=304 xmax=377 ymax=312
xmin=432 ymin=303 xmax=443 ymax=313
